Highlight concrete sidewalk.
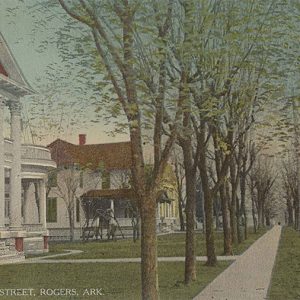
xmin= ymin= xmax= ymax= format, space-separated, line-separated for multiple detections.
xmin=24 ymin=252 xmax=237 ymax=264
xmin=194 ymin=225 xmax=282 ymax=300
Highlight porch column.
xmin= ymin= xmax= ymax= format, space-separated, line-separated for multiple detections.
xmin=22 ymin=180 xmax=31 ymax=224
xmin=9 ymin=100 xmax=22 ymax=229
xmin=38 ymin=178 xmax=47 ymax=229
xmin=110 ymin=200 xmax=114 ymax=220
xmin=156 ymin=204 xmax=161 ymax=230
xmin=157 ymin=204 xmax=160 ymax=220
xmin=0 ymin=96 xmax=5 ymax=229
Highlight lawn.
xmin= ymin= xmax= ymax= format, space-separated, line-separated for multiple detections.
xmin=268 ymin=227 xmax=300 ymax=300
xmin=3 ymin=228 xmax=267 ymax=300
xmin=0 ymin=261 xmax=230 ymax=300
xmin=47 ymin=229 xmax=266 ymax=259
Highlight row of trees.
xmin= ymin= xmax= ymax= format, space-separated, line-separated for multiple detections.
xmin=5 ymin=0 xmax=299 ymax=299
xmin=282 ymin=149 xmax=300 ymax=229
xmin=53 ymin=2 xmax=297 ymax=299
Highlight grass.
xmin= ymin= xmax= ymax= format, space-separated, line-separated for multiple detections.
xmin=47 ymin=229 xmax=266 ymax=259
xmin=268 ymin=227 xmax=300 ymax=300
xmin=1 ymin=228 xmax=267 ymax=299
xmin=0 ymin=261 xmax=230 ymax=300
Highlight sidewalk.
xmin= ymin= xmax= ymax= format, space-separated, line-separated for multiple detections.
xmin=194 ymin=225 xmax=282 ymax=300
xmin=24 ymin=251 xmax=238 ymax=264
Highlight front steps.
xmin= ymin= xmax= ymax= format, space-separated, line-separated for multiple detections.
xmin=0 ymin=240 xmax=25 ymax=265
xmin=24 ymin=237 xmax=47 ymax=255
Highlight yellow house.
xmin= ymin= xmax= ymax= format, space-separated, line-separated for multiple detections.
xmin=156 ymin=164 xmax=179 ymax=231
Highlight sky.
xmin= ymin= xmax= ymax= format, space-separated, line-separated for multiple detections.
xmin=0 ymin=0 xmax=129 ymax=146
xmin=0 ymin=0 xmax=298 ymax=156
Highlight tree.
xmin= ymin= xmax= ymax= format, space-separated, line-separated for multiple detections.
xmin=48 ymin=167 xmax=82 ymax=241
xmin=239 ymin=138 xmax=256 ymax=240
xmin=248 ymin=155 xmax=276 ymax=229
xmin=55 ymin=1 xmax=184 ymax=298
xmin=189 ymin=0 xmax=280 ymax=259
xmin=282 ymin=154 xmax=299 ymax=228
xmin=173 ymin=153 xmax=186 ymax=232
xmin=3 ymin=0 xmax=296 ymax=296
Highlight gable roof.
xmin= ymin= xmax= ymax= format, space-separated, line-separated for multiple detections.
xmin=47 ymin=138 xmax=132 ymax=171
xmin=0 ymin=32 xmax=34 ymax=96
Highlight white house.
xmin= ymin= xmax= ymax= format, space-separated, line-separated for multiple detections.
xmin=0 ymin=33 xmax=56 ymax=260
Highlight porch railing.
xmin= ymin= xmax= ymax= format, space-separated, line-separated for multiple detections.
xmin=23 ymin=223 xmax=44 ymax=232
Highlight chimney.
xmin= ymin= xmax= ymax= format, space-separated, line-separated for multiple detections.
xmin=79 ymin=134 xmax=86 ymax=145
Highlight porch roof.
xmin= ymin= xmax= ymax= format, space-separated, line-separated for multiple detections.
xmin=0 ymin=74 xmax=34 ymax=97
xmin=81 ymin=188 xmax=135 ymax=200
xmin=81 ymin=188 xmax=173 ymax=203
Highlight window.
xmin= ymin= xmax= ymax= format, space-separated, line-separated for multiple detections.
xmin=76 ymin=199 xmax=80 ymax=222
xmin=46 ymin=197 xmax=57 ymax=222
xmin=5 ymin=194 xmax=9 ymax=218
xmin=48 ymin=171 xmax=57 ymax=187
xmin=102 ymin=170 xmax=110 ymax=189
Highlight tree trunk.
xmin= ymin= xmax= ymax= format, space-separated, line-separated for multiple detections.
xmin=262 ymin=204 xmax=265 ymax=227
xmin=230 ymin=160 xmax=238 ymax=244
xmin=140 ymin=194 xmax=158 ymax=300
xmin=294 ymin=202 xmax=299 ymax=230
xmin=212 ymin=129 xmax=232 ymax=255
xmin=251 ymin=196 xmax=257 ymax=233
xmin=178 ymin=195 xmax=185 ymax=231
xmin=174 ymin=155 xmax=185 ymax=232
xmin=265 ymin=214 xmax=271 ymax=226
xmin=198 ymin=140 xmax=217 ymax=266
xmin=240 ymin=172 xmax=248 ymax=240
xmin=181 ymin=138 xmax=197 ymax=284
xmin=257 ymin=197 xmax=264 ymax=229
xmin=137 ymin=214 xmax=141 ymax=240
xmin=292 ymin=98 xmax=300 ymax=231
xmin=68 ymin=208 xmax=74 ymax=242
xmin=214 ymin=197 xmax=221 ymax=231
xmin=201 ymin=186 xmax=206 ymax=234
xmin=203 ymin=187 xmax=217 ymax=266
xmin=229 ymin=192 xmax=237 ymax=244
xmin=219 ymin=184 xmax=232 ymax=255
xmin=130 ymin=125 xmax=159 ymax=299
xmin=184 ymin=176 xmax=197 ymax=283
xmin=287 ymin=197 xmax=294 ymax=226
xmin=236 ymin=196 xmax=242 ymax=243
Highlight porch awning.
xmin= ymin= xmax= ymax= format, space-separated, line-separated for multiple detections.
xmin=81 ymin=188 xmax=174 ymax=203
xmin=81 ymin=188 xmax=135 ymax=200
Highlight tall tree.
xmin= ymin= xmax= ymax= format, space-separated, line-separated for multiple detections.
xmin=249 ymin=155 xmax=276 ymax=228
xmin=55 ymin=1 xmax=184 ymax=298
xmin=173 ymin=153 xmax=186 ymax=232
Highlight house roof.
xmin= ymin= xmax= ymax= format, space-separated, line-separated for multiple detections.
xmin=47 ymin=138 xmax=132 ymax=171
xmin=0 ymin=32 xmax=34 ymax=93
